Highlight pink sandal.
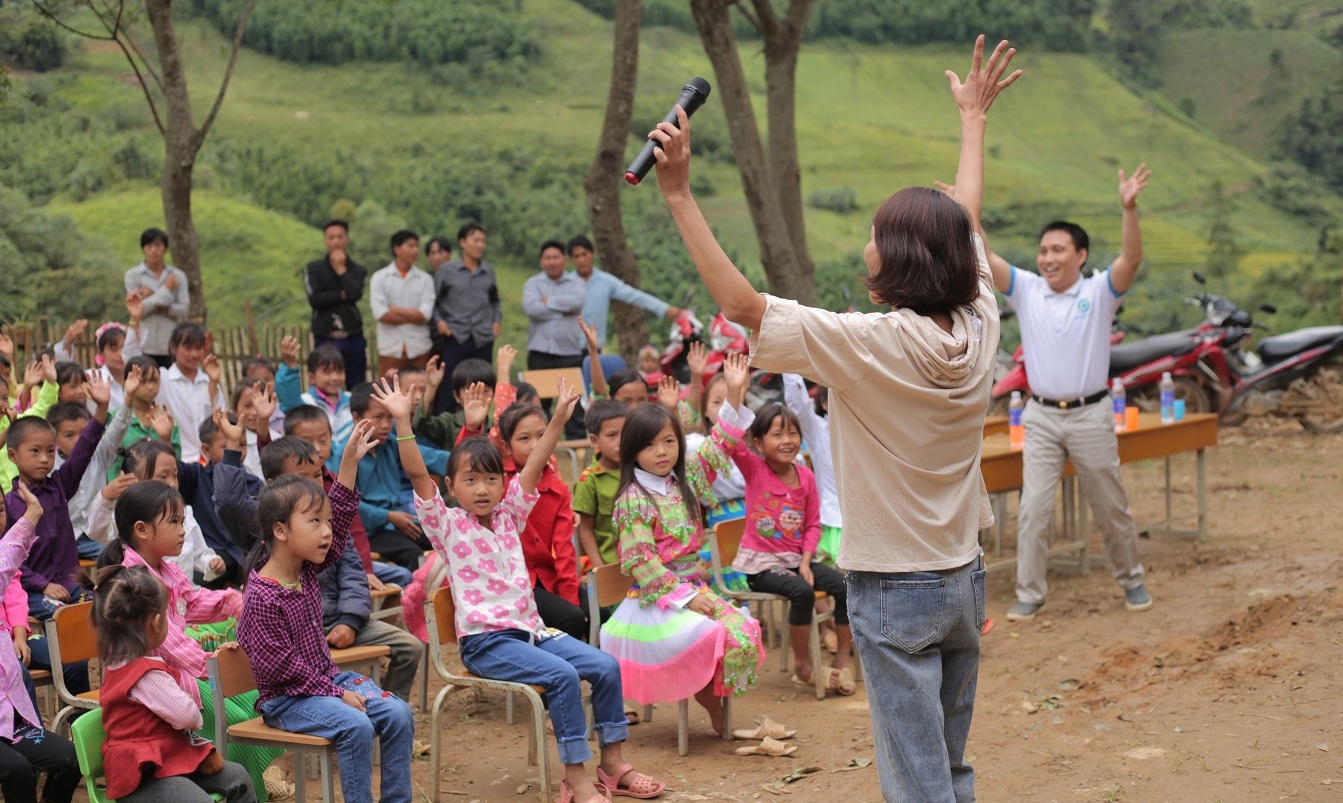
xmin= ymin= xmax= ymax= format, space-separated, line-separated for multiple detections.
xmin=556 ymin=779 xmax=611 ymax=803
xmin=595 ymin=764 xmax=666 ymax=799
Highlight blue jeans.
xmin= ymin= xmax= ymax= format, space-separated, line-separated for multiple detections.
xmin=371 ymin=561 xmax=413 ymax=588
xmin=846 ymin=553 xmax=985 ymax=802
xmin=257 ymin=672 xmax=414 ymax=803
xmin=75 ymin=535 xmax=104 ymax=561
xmin=457 ymin=629 xmax=628 ymax=765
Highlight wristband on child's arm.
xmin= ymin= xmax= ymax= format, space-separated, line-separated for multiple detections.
xmin=396 ymin=434 xmax=417 ymax=442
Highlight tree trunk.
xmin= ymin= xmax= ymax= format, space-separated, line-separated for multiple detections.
xmin=584 ymin=0 xmax=648 ymax=365
xmin=758 ymin=0 xmax=815 ymax=293
xmin=687 ymin=0 xmax=815 ymax=305
xmin=145 ymin=0 xmax=206 ymax=321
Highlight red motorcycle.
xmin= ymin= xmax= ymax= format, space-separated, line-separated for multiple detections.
xmin=647 ymin=309 xmax=751 ymax=388
xmin=1186 ymin=274 xmax=1343 ymax=431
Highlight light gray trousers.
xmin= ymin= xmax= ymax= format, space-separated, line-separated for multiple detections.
xmin=1015 ymin=399 xmax=1145 ymax=605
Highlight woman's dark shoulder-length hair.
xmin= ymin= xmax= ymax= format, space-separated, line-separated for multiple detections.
xmin=865 ymin=187 xmax=981 ymax=316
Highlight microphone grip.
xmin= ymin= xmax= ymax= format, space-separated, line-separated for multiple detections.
xmin=625 ymin=88 xmax=703 ymax=186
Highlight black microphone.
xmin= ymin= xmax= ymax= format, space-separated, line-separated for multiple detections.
xmin=624 ymin=77 xmax=712 ymax=186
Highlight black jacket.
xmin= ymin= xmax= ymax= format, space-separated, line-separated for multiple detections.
xmin=305 ymin=257 xmax=367 ymax=338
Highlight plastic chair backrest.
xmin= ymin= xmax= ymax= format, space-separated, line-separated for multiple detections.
xmin=517 ymin=368 xmax=583 ymax=401
xmin=430 ymin=585 xmax=458 ymax=645
xmin=585 ymin=563 xmax=633 ymax=643
xmin=712 ymin=518 xmax=746 ymax=569
xmin=51 ymin=601 xmax=98 ymax=663
xmin=70 ymin=706 xmax=108 ymax=803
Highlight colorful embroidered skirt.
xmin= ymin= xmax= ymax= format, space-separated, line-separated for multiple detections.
xmin=601 ymin=586 xmax=764 ymax=703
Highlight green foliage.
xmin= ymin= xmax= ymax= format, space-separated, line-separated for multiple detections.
xmin=0 ymin=186 xmax=121 ymax=324
xmin=45 ymin=188 xmax=323 ymax=329
xmin=186 ymin=0 xmax=539 ymax=84
xmin=574 ymin=0 xmax=1095 ymax=50
xmin=0 ymin=11 xmax=66 ymax=73
xmin=1253 ymin=162 xmax=1338 ymax=227
xmin=807 ymin=186 xmax=857 ymax=213
xmin=1105 ymin=0 xmax=1254 ymax=86
xmin=1154 ymin=29 xmax=1340 ymax=159
xmin=0 ymin=74 xmax=159 ymax=203
xmin=1280 ymin=75 xmax=1343 ymax=195
xmin=1203 ymin=180 xmax=1244 ymax=291
xmin=809 ymin=0 xmax=1096 ymax=51
xmin=1252 ymin=228 xmax=1343 ymax=328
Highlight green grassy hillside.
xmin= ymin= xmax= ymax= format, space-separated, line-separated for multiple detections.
xmin=1155 ymin=29 xmax=1340 ymax=159
xmin=16 ymin=0 xmax=1343 ymax=340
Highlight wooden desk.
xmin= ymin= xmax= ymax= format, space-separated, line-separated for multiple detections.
xmin=979 ymin=413 xmax=1218 ymax=574
xmin=984 ymin=415 xmax=1008 ymax=438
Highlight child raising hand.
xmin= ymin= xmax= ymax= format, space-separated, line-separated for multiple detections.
xmin=237 ymin=419 xmax=417 ymax=803
xmin=378 ymin=376 xmax=666 ymax=803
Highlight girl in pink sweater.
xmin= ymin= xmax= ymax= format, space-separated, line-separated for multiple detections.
xmin=725 ymin=401 xmax=854 ymax=695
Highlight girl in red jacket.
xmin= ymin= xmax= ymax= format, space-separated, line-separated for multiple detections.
xmin=93 ymin=563 xmax=255 ymax=803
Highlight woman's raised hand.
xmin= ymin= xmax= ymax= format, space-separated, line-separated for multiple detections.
xmin=946 ymin=35 xmax=1021 ymax=119
xmin=651 ymin=105 xmax=694 ymax=200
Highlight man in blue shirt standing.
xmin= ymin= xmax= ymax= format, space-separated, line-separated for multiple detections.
xmin=568 ymin=235 xmax=681 ymax=346
xmin=523 ymin=240 xmax=589 ymax=437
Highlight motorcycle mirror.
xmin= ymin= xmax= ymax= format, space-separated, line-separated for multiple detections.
xmin=1192 ymin=271 xmax=1206 ymax=285
xmin=1258 ymin=303 xmax=1277 ymax=314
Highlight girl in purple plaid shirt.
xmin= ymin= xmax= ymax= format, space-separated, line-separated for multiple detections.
xmin=236 ymin=420 xmax=416 ymax=803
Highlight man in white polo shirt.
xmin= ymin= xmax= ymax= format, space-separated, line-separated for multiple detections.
xmin=983 ymin=165 xmax=1153 ymax=620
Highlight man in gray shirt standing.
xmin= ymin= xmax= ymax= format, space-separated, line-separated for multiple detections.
xmin=522 ymin=239 xmax=588 ymax=436
xmin=123 ymin=227 xmax=189 ymax=367
xmin=431 ymin=221 xmax=501 ymax=414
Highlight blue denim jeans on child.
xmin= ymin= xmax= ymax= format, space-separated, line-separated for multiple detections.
xmin=257 ymin=671 xmax=414 ymax=803
xmin=457 ymin=628 xmax=629 ymax=765
xmin=846 ymin=553 xmax=985 ymax=802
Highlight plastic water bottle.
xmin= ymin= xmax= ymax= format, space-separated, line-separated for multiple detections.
xmin=1008 ymin=391 xmax=1025 ymax=451
xmin=1159 ymin=372 xmax=1176 ymax=424
xmin=1111 ymin=378 xmax=1127 ymax=433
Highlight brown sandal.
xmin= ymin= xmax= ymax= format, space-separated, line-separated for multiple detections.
xmin=827 ymin=667 xmax=856 ymax=696
xmin=735 ymin=737 xmax=798 ymax=757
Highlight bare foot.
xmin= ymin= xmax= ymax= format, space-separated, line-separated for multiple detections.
xmin=693 ymin=686 xmax=726 ymax=734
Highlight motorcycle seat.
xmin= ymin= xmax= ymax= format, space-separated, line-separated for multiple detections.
xmin=1258 ymin=326 xmax=1343 ymax=363
xmin=1109 ymin=331 xmax=1198 ymax=374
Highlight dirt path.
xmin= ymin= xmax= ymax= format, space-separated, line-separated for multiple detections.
xmin=242 ymin=426 xmax=1343 ymax=802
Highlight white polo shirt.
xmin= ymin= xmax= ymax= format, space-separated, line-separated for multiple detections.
xmin=370 ymin=263 xmax=435 ymax=359
xmin=1005 ymin=265 xmax=1123 ymax=401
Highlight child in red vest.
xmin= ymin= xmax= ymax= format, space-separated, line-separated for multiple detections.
xmin=93 ymin=563 xmax=256 ymax=803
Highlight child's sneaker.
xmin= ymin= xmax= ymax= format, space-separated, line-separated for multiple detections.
xmin=1125 ymin=585 xmax=1153 ymax=611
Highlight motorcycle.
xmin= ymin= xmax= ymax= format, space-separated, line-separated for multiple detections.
xmin=652 ymin=309 xmax=751 ymax=387
xmin=1188 ymin=273 xmax=1343 ymax=432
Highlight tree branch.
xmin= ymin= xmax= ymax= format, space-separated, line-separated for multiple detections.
xmin=782 ymin=0 xmax=812 ymax=37
xmin=192 ymin=0 xmax=255 ymax=154
xmin=736 ymin=0 xmax=766 ymax=33
xmin=29 ymin=0 xmax=116 ymax=41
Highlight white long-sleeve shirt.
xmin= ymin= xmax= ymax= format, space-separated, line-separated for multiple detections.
xmin=783 ymin=374 xmax=842 ymax=528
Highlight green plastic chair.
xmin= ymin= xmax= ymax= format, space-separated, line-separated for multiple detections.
xmin=70 ymin=707 xmax=225 ymax=803
xmin=70 ymin=708 xmax=110 ymax=803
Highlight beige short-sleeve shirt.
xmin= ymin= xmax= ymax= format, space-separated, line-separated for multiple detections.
xmin=750 ymin=235 xmax=998 ymax=572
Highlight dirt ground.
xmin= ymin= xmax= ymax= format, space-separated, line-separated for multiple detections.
xmin=395 ymin=423 xmax=1340 ymax=803
xmin=71 ymin=423 xmax=1331 ymax=803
